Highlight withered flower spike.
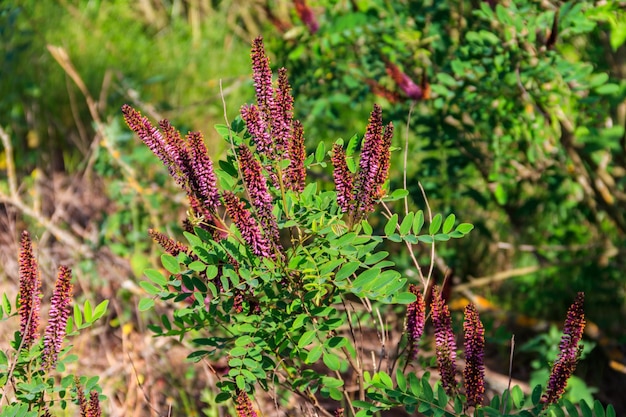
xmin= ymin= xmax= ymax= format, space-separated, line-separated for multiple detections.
xmin=42 ymin=265 xmax=73 ymax=371
xmin=542 ymin=292 xmax=586 ymax=405
xmin=431 ymin=285 xmax=458 ymax=396
xmin=463 ymin=303 xmax=485 ymax=407
xmin=18 ymin=230 xmax=41 ymax=350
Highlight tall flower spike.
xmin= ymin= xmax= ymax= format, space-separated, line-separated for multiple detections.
xmin=223 ymin=191 xmax=273 ymax=259
xmin=331 ymin=143 xmax=354 ymax=213
xmin=88 ymin=391 xmax=102 ymax=417
xmin=186 ymin=131 xmax=220 ymax=211
xmin=353 ymin=104 xmax=389 ymax=216
xmin=235 ymin=390 xmax=259 ymax=417
xmin=250 ymin=36 xmax=274 ymax=120
xmin=431 ymin=285 xmax=458 ymax=396
xmin=294 ymin=0 xmax=320 ymax=34
xmin=241 ymin=104 xmax=273 ymax=157
xmin=405 ymin=284 xmax=426 ymax=361
xmin=287 ymin=120 xmax=306 ymax=192
xmin=42 ymin=265 xmax=73 ymax=371
xmin=271 ymin=67 xmax=294 ymax=153
xmin=158 ymin=118 xmax=189 ymax=187
xmin=463 ymin=303 xmax=485 ymax=407
xmin=121 ymin=105 xmax=176 ymax=178
xmin=238 ymin=144 xmax=280 ymax=246
xmin=375 ymin=122 xmax=393 ymax=199
xmin=543 ymin=292 xmax=586 ymax=405
xmin=18 ymin=230 xmax=41 ymax=350
xmin=148 ymin=229 xmax=190 ymax=257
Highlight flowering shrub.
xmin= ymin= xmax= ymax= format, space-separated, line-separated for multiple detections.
xmin=0 ymin=231 xmax=108 ymax=416
xmin=126 ymin=37 xmax=614 ymax=416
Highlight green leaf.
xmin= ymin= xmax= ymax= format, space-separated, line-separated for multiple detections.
xmin=144 ymin=269 xmax=167 ymax=286
xmin=335 ymin=262 xmax=359 ymax=281
xmin=3 ymin=293 xmax=12 ymax=315
xmin=399 ymin=212 xmax=414 ymax=235
xmin=361 ymin=220 xmax=373 ymax=235
xmin=412 ymin=210 xmax=424 ymax=234
xmin=595 ymin=83 xmax=620 ymax=95
xmin=511 ymin=385 xmax=524 ymax=408
xmin=384 ymin=189 xmax=409 ymax=201
xmin=83 ymin=299 xmax=93 ymax=323
xmin=315 ymin=142 xmax=326 ymax=162
xmin=429 ymin=213 xmax=443 ymax=235
xmin=593 ymin=400 xmax=605 ymax=417
xmin=138 ymin=298 xmax=154 ymax=311
xmin=140 ymin=281 xmax=160 ymax=295
xmin=437 ymin=73 xmax=457 ymax=87
xmin=396 ymin=368 xmax=406 ymax=392
xmin=422 ymin=378 xmax=433 ymax=401
xmin=433 ymin=233 xmax=450 ymax=241
xmin=408 ymin=373 xmax=421 ymax=396
xmin=306 ymin=345 xmax=323 ymax=364
xmin=352 ymin=268 xmax=381 ymax=289
xmin=393 ymin=292 xmax=417 ymax=304
xmin=161 ymin=254 xmax=180 ymax=274
xmin=236 ymin=374 xmax=246 ymax=390
xmin=562 ymin=399 xmax=579 ymax=417
xmin=323 ymin=352 xmax=341 ymax=371
xmin=384 ymin=214 xmax=398 ymax=236
xmin=298 ymin=330 xmax=317 ymax=348
xmin=606 ymin=405 xmax=616 ymax=417
xmin=580 ymin=400 xmax=592 ymax=417
xmin=437 ymin=384 xmax=448 ymax=407
xmin=531 ymin=384 xmax=542 ymax=405
xmin=455 ymin=223 xmax=474 ymax=234
xmin=73 ymin=303 xmax=83 ymax=328
xmin=442 ymin=213 xmax=455 ymax=234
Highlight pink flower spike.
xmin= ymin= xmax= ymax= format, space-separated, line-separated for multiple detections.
xmin=405 ymin=284 xmax=426 ymax=361
xmin=223 ymin=191 xmax=274 ymax=259
xmin=42 ymin=265 xmax=73 ymax=371
xmin=18 ymin=230 xmax=41 ymax=350
xmin=431 ymin=285 xmax=458 ymax=396
xmin=463 ymin=303 xmax=485 ymax=407
xmin=331 ymin=143 xmax=354 ymax=213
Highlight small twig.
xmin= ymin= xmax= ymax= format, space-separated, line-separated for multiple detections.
xmin=127 ymin=352 xmax=166 ymax=417
xmin=403 ymin=101 xmax=416 ymax=215
xmin=501 ymin=335 xmax=515 ymax=415
xmin=418 ymin=182 xmax=436 ymax=293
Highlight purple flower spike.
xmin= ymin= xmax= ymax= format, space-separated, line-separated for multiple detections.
xmin=287 ymin=120 xmax=307 ymax=192
xmin=405 ymin=284 xmax=426 ymax=361
xmin=235 ymin=390 xmax=258 ymax=417
xmin=431 ymin=285 xmax=458 ymax=396
xmin=18 ymin=230 xmax=41 ymax=350
xmin=250 ymin=36 xmax=274 ymax=120
xmin=238 ymin=144 xmax=280 ymax=245
xmin=331 ymin=143 xmax=354 ymax=213
xmin=463 ymin=303 xmax=485 ymax=407
xmin=543 ymin=292 xmax=586 ymax=405
xmin=353 ymin=104 xmax=393 ymax=217
xmin=271 ymin=67 xmax=294 ymax=153
xmin=42 ymin=265 xmax=73 ymax=371
xmin=148 ymin=229 xmax=190 ymax=257
xmin=223 ymin=191 xmax=273 ymax=259
xmin=186 ymin=131 xmax=220 ymax=211
xmin=159 ymin=119 xmax=189 ymax=186
xmin=294 ymin=0 xmax=320 ymax=34
xmin=121 ymin=105 xmax=174 ymax=174
xmin=88 ymin=391 xmax=102 ymax=417
xmin=241 ymin=104 xmax=273 ymax=157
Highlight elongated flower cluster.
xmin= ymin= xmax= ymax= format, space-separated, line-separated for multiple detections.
xmin=148 ymin=229 xmax=190 ymax=257
xmin=122 ymin=105 xmax=220 ymax=220
xmin=18 ymin=230 xmax=41 ymax=349
xmin=543 ymin=292 xmax=586 ymax=405
xmin=76 ymin=380 xmax=102 ymax=417
xmin=331 ymin=144 xmax=354 ymax=213
xmin=294 ymin=0 xmax=319 ymax=34
xmin=223 ymin=191 xmax=273 ymax=259
xmin=238 ymin=144 xmax=280 ymax=246
xmin=384 ymin=58 xmax=424 ymax=101
xmin=431 ymin=285 xmax=458 ymax=396
xmin=235 ymin=390 xmax=258 ymax=417
xmin=331 ymin=105 xmax=393 ymax=221
xmin=405 ymin=284 xmax=426 ymax=361
xmin=42 ymin=265 xmax=73 ymax=371
xmin=241 ymin=36 xmax=306 ymax=191
xmin=463 ymin=303 xmax=485 ymax=407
